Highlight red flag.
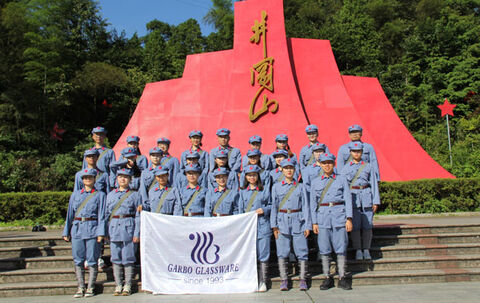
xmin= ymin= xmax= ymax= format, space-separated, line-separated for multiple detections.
xmin=49 ymin=122 xmax=65 ymax=141
xmin=437 ymin=98 xmax=456 ymax=117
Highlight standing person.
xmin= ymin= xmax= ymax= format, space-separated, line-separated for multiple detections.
xmin=302 ymin=143 xmax=327 ymax=193
xmin=336 ymin=124 xmax=380 ymax=180
xmin=310 ymin=153 xmax=353 ymax=291
xmin=146 ymin=167 xmax=182 ymax=215
xmin=125 ymin=136 xmax=148 ymax=171
xmin=270 ymin=158 xmax=311 ymax=291
xmin=204 ymin=167 xmax=239 ymax=217
xmin=180 ymin=130 xmax=209 ymax=175
xmin=110 ymin=148 xmax=142 ymax=190
xmin=208 ymin=149 xmax=239 ymax=190
xmin=105 ymin=168 xmax=141 ymax=296
xmin=340 ymin=142 xmax=380 ymax=260
xmin=74 ymin=149 xmax=110 ymax=194
xmin=175 ymin=151 xmax=208 ymax=189
xmin=209 ymin=128 xmax=242 ymax=173
xmin=83 ymin=126 xmax=116 ymax=187
xmin=270 ymin=149 xmax=299 ymax=185
xmin=271 ymin=134 xmax=300 ymax=176
xmin=179 ymin=164 xmax=207 ymax=217
xmin=238 ymin=165 xmax=272 ymax=292
xmin=139 ymin=147 xmax=164 ymax=204
xmin=299 ymin=125 xmax=331 ymax=176
xmin=62 ymin=168 xmax=106 ymax=298
xmin=240 ymin=149 xmax=272 ymax=189
xmin=157 ymin=137 xmax=179 ymax=185
xmin=241 ymin=135 xmax=273 ymax=170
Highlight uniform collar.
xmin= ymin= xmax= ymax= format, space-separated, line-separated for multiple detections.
xmin=93 ymin=146 xmax=106 ymax=151
xmin=187 ymin=184 xmax=200 ymax=190
xmin=350 ymin=160 xmax=364 ymax=166
xmin=190 ymin=147 xmax=202 ymax=152
xmin=81 ymin=188 xmax=96 ymax=194
xmin=247 ymin=186 xmax=259 ymax=191
xmin=275 ymin=168 xmax=279 ymax=173
xmin=321 ymin=173 xmax=336 ymax=180
xmin=115 ymin=188 xmax=130 ymax=193
xmin=309 ymin=141 xmax=318 ymax=147
xmin=214 ymin=187 xmax=227 ymax=193
xmin=218 ymin=145 xmax=231 ymax=150
xmin=281 ymin=180 xmax=297 ymax=186
xmin=155 ymin=186 xmax=168 ymax=191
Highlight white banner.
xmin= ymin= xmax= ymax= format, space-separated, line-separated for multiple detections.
xmin=140 ymin=211 xmax=258 ymax=294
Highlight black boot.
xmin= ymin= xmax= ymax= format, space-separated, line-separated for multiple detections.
xmin=320 ymin=276 xmax=334 ymax=290
xmin=337 ymin=277 xmax=352 ymax=290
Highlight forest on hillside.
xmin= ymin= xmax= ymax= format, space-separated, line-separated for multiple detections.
xmin=1 ymin=0 xmax=479 ymax=192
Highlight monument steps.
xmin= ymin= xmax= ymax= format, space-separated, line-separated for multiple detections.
xmin=0 ymin=223 xmax=479 ymax=296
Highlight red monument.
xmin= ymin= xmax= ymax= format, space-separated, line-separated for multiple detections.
xmin=113 ymin=0 xmax=454 ymax=181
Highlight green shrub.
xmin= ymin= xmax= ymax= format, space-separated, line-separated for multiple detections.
xmin=0 ymin=191 xmax=70 ymax=224
xmin=379 ymin=178 xmax=480 ymax=214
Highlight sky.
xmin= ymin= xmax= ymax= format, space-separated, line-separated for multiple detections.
xmin=97 ymin=0 xmax=216 ymax=37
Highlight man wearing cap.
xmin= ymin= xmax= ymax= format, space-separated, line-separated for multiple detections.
xmin=174 ymin=151 xmax=208 ymax=189
xmin=209 ymin=128 xmax=242 ymax=173
xmin=106 ymin=168 xmax=142 ymax=296
xmin=299 ymin=124 xmax=331 ymax=173
xmin=83 ymin=126 xmax=116 ymax=187
xmin=271 ymin=158 xmax=311 ymax=291
xmin=310 ymin=153 xmax=353 ymax=290
xmin=157 ymin=137 xmax=179 ymax=185
xmin=340 ymin=142 xmax=380 ymax=261
xmin=270 ymin=149 xmax=299 ymax=185
xmin=238 ymin=164 xmax=272 ymax=292
xmin=204 ymin=167 xmax=239 ymax=217
xmin=240 ymin=148 xmax=272 ymax=189
xmin=110 ymin=147 xmax=142 ymax=190
xmin=145 ymin=166 xmax=182 ymax=215
xmin=74 ymin=149 xmax=110 ymax=194
xmin=302 ymin=142 xmax=328 ymax=194
xmin=63 ymin=168 xmax=106 ymax=298
xmin=180 ymin=130 xmax=209 ymax=176
xmin=139 ymin=147 xmax=164 ymax=204
xmin=125 ymin=136 xmax=148 ymax=171
xmin=208 ymin=148 xmax=239 ymax=191
xmin=241 ymin=135 xmax=273 ymax=171
xmin=179 ymin=164 xmax=207 ymax=217
xmin=336 ymin=124 xmax=379 ymax=180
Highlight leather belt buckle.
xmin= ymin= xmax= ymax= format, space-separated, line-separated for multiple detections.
xmin=188 ymin=213 xmax=192 ymax=217
xmin=81 ymin=217 xmax=86 ymax=222
xmin=329 ymin=202 xmax=334 ymax=207
xmin=287 ymin=209 xmax=292 ymax=214
xmin=215 ymin=213 xmax=221 ymax=217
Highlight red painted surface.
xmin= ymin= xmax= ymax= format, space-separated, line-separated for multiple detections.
xmin=113 ymin=0 xmax=454 ymax=181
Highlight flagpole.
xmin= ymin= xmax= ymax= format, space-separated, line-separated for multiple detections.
xmin=446 ymin=114 xmax=453 ymax=167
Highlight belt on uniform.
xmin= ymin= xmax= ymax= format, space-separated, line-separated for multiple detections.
xmin=213 ymin=213 xmax=229 ymax=217
xmin=319 ymin=202 xmax=344 ymax=207
xmin=351 ymin=185 xmax=370 ymax=189
xmin=74 ymin=217 xmax=96 ymax=222
xmin=111 ymin=214 xmax=135 ymax=219
xmin=279 ymin=209 xmax=301 ymax=214
xmin=184 ymin=212 xmax=203 ymax=217
xmin=161 ymin=212 xmax=173 ymax=215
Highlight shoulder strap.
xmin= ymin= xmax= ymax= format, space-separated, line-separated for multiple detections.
xmin=317 ymin=167 xmax=325 ymax=177
xmin=97 ymin=149 xmax=109 ymax=162
xmin=95 ymin=171 xmax=104 ymax=182
xmin=155 ymin=188 xmax=173 ymax=213
xmin=276 ymin=172 xmax=285 ymax=183
xmin=227 ymin=148 xmax=233 ymax=160
xmin=109 ymin=191 xmax=134 ymax=221
xmin=349 ymin=163 xmax=367 ymax=189
xmin=278 ymin=184 xmax=297 ymax=210
xmin=161 ymin=156 xmax=171 ymax=166
xmin=316 ymin=178 xmax=335 ymax=211
xmin=245 ymin=191 xmax=259 ymax=212
xmin=148 ymin=179 xmax=158 ymax=192
xmin=184 ymin=188 xmax=201 ymax=214
xmin=212 ymin=189 xmax=231 ymax=214
xmin=346 ymin=154 xmax=353 ymax=165
xmin=74 ymin=191 xmax=98 ymax=217
xmin=306 ymin=153 xmax=315 ymax=166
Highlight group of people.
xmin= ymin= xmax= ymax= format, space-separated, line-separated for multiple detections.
xmin=62 ymin=124 xmax=380 ymax=297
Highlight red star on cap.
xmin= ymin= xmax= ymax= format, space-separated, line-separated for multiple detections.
xmin=354 ymin=143 xmax=358 ymax=146
xmin=84 ymin=170 xmax=88 ymax=172
xmin=438 ymin=98 xmax=456 ymax=117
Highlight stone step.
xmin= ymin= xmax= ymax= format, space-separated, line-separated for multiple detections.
xmin=0 ymin=267 xmax=139 ymax=284
xmin=0 ymin=280 xmax=140 ymax=297
xmin=0 ymin=245 xmax=111 ymax=259
xmin=372 ymin=233 xmax=480 ymax=246
xmin=271 ymin=267 xmax=480 ymax=288
xmin=372 ymin=223 xmax=480 ymax=235
xmin=0 ymin=236 xmax=63 ymax=248
xmin=1 ymin=267 xmax=480 ymax=296
xmin=369 ymin=243 xmax=480 ymax=259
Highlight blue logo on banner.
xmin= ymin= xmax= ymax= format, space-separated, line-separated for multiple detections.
xmin=189 ymin=232 xmax=220 ymax=265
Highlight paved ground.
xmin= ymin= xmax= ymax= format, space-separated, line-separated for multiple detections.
xmin=0 ymin=282 xmax=478 ymax=302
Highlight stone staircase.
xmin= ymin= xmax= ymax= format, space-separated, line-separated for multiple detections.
xmin=1 ymin=222 xmax=480 ymax=296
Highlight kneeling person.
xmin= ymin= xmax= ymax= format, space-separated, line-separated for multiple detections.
xmin=205 ymin=167 xmax=239 ymax=217
xmin=310 ymin=153 xmax=353 ymax=290
xmin=147 ymin=166 xmax=182 ymax=215
xmin=106 ymin=168 xmax=141 ymax=296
